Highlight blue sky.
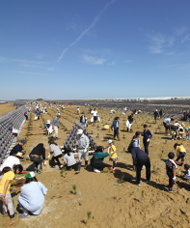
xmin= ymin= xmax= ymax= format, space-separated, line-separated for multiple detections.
xmin=0 ymin=0 xmax=190 ymax=100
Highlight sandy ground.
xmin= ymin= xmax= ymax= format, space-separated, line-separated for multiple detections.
xmin=1 ymin=105 xmax=190 ymax=228
xmin=0 ymin=102 xmax=16 ymax=115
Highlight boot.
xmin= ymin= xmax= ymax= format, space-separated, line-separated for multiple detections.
xmin=84 ymin=161 xmax=88 ymax=169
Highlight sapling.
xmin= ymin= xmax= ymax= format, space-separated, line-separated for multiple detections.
xmin=123 ymin=147 xmax=125 ymax=152
xmin=87 ymin=211 xmax=92 ymax=220
xmin=141 ymin=190 xmax=144 ymax=198
xmin=72 ymin=185 xmax=77 ymax=195
xmin=97 ymin=133 xmax=99 ymax=138
xmin=165 ymin=139 xmax=167 ymax=144
xmin=123 ymin=134 xmax=125 ymax=139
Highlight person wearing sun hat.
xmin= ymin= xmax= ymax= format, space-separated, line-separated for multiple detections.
xmin=18 ymin=172 xmax=47 ymax=218
xmin=76 ymin=129 xmax=89 ymax=173
xmin=10 ymin=140 xmax=26 ymax=156
xmin=52 ymin=115 xmax=61 ymax=139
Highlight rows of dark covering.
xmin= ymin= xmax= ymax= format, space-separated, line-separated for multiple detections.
xmin=0 ymin=105 xmax=27 ymax=164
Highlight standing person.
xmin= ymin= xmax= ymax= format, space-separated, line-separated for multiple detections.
xmin=29 ymin=143 xmax=46 ymax=173
xmin=24 ymin=111 xmax=29 ymax=121
xmin=131 ymin=147 xmax=151 ymax=186
xmin=154 ymin=109 xmax=159 ymax=124
xmin=52 ymin=115 xmax=61 ymax=139
xmin=111 ymin=117 xmax=120 ymax=141
xmin=90 ymin=146 xmax=109 ymax=173
xmin=48 ymin=140 xmax=63 ymax=169
xmin=10 ymin=140 xmax=26 ymax=156
xmin=159 ymin=109 xmax=163 ymax=118
xmin=76 ymin=129 xmax=89 ymax=173
xmin=126 ymin=114 xmax=134 ymax=132
xmin=18 ymin=172 xmax=47 ymax=218
xmin=132 ymin=131 xmax=141 ymax=148
xmin=80 ymin=112 xmax=88 ymax=128
xmin=107 ymin=140 xmax=118 ymax=171
xmin=142 ymin=125 xmax=152 ymax=154
xmin=174 ymin=143 xmax=186 ymax=165
xmin=166 ymin=152 xmax=177 ymax=192
xmin=0 ymin=166 xmax=23 ymax=218
xmin=163 ymin=118 xmax=174 ymax=135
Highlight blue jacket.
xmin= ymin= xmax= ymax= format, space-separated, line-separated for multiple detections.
xmin=112 ymin=120 xmax=119 ymax=131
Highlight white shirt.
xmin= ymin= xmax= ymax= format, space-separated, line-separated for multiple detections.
xmin=163 ymin=118 xmax=171 ymax=124
xmin=64 ymin=153 xmax=76 ymax=166
xmin=0 ymin=156 xmax=20 ymax=171
xmin=92 ymin=110 xmax=98 ymax=116
xmin=50 ymin=144 xmax=62 ymax=157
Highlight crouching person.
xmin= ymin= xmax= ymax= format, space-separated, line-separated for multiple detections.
xmin=0 ymin=165 xmax=23 ymax=218
xmin=48 ymin=140 xmax=63 ymax=169
xmin=18 ymin=172 xmax=47 ymax=218
xmin=90 ymin=146 xmax=109 ymax=173
xmin=63 ymin=148 xmax=77 ymax=170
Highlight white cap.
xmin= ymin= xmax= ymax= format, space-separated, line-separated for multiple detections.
xmin=108 ymin=139 xmax=113 ymax=144
xmin=77 ymin=129 xmax=83 ymax=134
xmin=47 ymin=120 xmax=51 ymax=124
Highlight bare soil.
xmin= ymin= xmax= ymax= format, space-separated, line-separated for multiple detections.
xmin=1 ymin=105 xmax=190 ymax=228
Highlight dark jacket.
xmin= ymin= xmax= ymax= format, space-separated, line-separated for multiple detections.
xmin=10 ymin=144 xmax=23 ymax=156
xmin=143 ymin=130 xmax=152 ymax=142
xmin=131 ymin=147 xmax=149 ymax=165
xmin=91 ymin=152 xmax=109 ymax=164
xmin=30 ymin=143 xmax=46 ymax=160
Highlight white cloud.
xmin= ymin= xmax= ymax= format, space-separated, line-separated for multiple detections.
xmin=146 ymin=33 xmax=174 ymax=54
xmin=0 ymin=56 xmax=48 ymax=64
xmin=83 ymin=55 xmax=106 ymax=65
xmin=174 ymin=26 xmax=188 ymax=36
xmin=35 ymin=55 xmax=44 ymax=59
xmin=57 ymin=0 xmax=117 ymax=62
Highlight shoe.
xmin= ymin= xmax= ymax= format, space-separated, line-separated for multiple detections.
xmin=10 ymin=214 xmax=15 ymax=219
xmin=75 ymin=171 xmax=80 ymax=174
xmin=137 ymin=183 xmax=141 ymax=186
xmin=19 ymin=212 xmax=29 ymax=218
xmin=118 ymin=138 xmax=121 ymax=141
xmin=142 ymin=165 xmax=145 ymax=170
xmin=51 ymin=166 xmax=55 ymax=168
xmin=175 ymin=161 xmax=178 ymax=164
xmin=113 ymin=167 xmax=117 ymax=171
xmin=59 ymin=165 xmax=63 ymax=169
xmin=169 ymin=189 xmax=175 ymax=193
xmin=145 ymin=180 xmax=149 ymax=183
xmin=93 ymin=168 xmax=100 ymax=173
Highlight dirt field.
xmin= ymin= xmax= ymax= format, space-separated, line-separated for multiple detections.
xmin=1 ymin=104 xmax=190 ymax=228
xmin=0 ymin=102 xmax=16 ymax=115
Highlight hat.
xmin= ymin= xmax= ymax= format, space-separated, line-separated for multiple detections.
xmin=15 ymin=152 xmax=24 ymax=159
xmin=108 ymin=139 xmax=113 ymax=144
xmin=57 ymin=115 xmax=61 ymax=118
xmin=47 ymin=120 xmax=51 ymax=124
xmin=181 ymin=122 xmax=184 ymax=125
xmin=77 ymin=129 xmax=83 ymax=134
xmin=25 ymin=172 xmax=38 ymax=179
xmin=20 ymin=140 xmax=26 ymax=144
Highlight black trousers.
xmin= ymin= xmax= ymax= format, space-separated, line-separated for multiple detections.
xmin=167 ymin=170 xmax=174 ymax=188
xmin=143 ymin=141 xmax=149 ymax=154
xmin=91 ymin=162 xmax=110 ymax=171
xmin=51 ymin=154 xmax=62 ymax=167
xmin=136 ymin=156 xmax=151 ymax=184
xmin=176 ymin=152 xmax=186 ymax=162
xmin=114 ymin=128 xmax=120 ymax=139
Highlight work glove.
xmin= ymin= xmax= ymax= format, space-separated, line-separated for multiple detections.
xmin=84 ymin=148 xmax=87 ymax=153
xmin=147 ymin=139 xmax=150 ymax=142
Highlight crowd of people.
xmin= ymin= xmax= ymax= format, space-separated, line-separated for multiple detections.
xmin=1 ymin=104 xmax=190 ymax=221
